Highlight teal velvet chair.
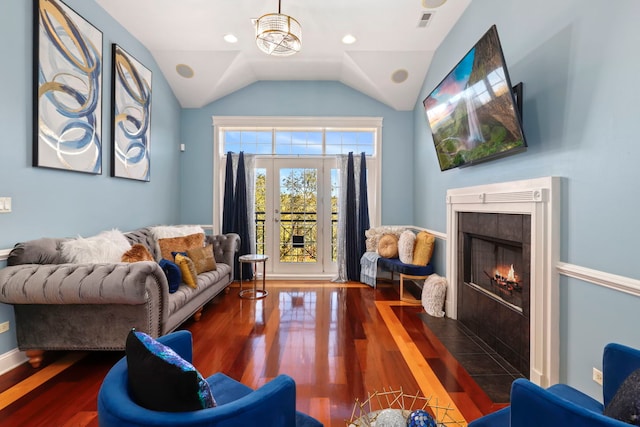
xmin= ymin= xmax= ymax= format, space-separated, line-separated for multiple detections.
xmin=97 ymin=330 xmax=323 ymax=426
xmin=469 ymin=343 xmax=640 ymax=427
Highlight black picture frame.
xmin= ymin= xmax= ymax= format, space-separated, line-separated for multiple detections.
xmin=33 ymin=0 xmax=103 ymax=174
xmin=110 ymin=44 xmax=152 ymax=182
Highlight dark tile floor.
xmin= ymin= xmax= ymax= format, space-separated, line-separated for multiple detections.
xmin=417 ymin=312 xmax=525 ymax=403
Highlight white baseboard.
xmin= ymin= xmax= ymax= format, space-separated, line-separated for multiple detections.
xmin=0 ymin=348 xmax=28 ymax=376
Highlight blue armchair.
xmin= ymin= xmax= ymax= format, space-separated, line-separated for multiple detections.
xmin=98 ymin=330 xmax=323 ymax=427
xmin=469 ymin=343 xmax=640 ymax=427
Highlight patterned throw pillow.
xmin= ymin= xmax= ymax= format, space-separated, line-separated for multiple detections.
xmin=174 ymin=254 xmax=198 ymax=288
xmin=187 ymin=245 xmax=217 ymax=274
xmin=604 ymin=368 xmax=640 ymax=425
xmin=125 ymin=330 xmax=216 ymax=412
xmin=121 ymin=244 xmax=154 ymax=263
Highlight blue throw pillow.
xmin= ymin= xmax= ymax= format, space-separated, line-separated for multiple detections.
xmin=126 ymin=330 xmax=216 ymax=412
xmin=604 ymin=368 xmax=640 ymax=425
xmin=159 ymin=259 xmax=182 ymax=293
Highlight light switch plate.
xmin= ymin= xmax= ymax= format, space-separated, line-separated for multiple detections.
xmin=0 ymin=197 xmax=11 ymax=213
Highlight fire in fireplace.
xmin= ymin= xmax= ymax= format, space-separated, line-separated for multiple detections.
xmin=464 ymin=233 xmax=525 ymax=311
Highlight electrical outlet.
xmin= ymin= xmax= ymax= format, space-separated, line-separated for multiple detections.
xmin=593 ymin=367 xmax=603 ymax=385
xmin=0 ymin=321 xmax=9 ymax=334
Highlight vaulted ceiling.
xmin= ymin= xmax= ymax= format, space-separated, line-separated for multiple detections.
xmin=96 ymin=0 xmax=471 ymax=111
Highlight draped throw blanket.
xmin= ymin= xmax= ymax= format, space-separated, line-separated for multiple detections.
xmin=360 ymin=251 xmax=380 ymax=288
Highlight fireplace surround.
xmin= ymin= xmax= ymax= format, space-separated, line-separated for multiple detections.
xmin=458 ymin=212 xmax=531 ymax=376
xmin=445 ymin=177 xmax=560 ymax=387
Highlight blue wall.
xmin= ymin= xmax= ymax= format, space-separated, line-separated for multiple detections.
xmin=0 ymin=0 xmax=182 ymax=354
xmin=179 ymin=80 xmax=415 ymax=227
xmin=413 ymin=0 xmax=640 ymax=398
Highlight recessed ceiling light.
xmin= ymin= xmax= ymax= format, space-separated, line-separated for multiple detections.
xmin=224 ymin=34 xmax=238 ymax=43
xmin=176 ymin=64 xmax=194 ymax=79
xmin=391 ymin=69 xmax=409 ymax=83
xmin=341 ymin=34 xmax=357 ymax=45
xmin=422 ymin=0 xmax=447 ymax=8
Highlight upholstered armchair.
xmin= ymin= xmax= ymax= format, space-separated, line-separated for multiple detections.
xmin=98 ymin=330 xmax=323 ymax=427
xmin=469 ymin=343 xmax=640 ymax=427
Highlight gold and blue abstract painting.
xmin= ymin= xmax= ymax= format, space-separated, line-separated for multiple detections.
xmin=34 ymin=0 xmax=102 ymax=174
xmin=110 ymin=44 xmax=152 ymax=182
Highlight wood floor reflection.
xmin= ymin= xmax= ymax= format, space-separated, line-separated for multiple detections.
xmin=0 ymin=281 xmax=504 ymax=426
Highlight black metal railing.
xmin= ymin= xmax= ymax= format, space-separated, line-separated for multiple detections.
xmin=254 ymin=211 xmax=338 ymax=261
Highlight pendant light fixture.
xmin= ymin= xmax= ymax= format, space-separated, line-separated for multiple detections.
xmin=255 ymin=0 xmax=302 ymax=56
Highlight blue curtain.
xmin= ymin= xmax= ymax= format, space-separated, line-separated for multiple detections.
xmin=222 ymin=152 xmax=235 ymax=234
xmin=232 ymin=152 xmax=253 ymax=281
xmin=358 ymin=152 xmax=370 ymax=258
xmin=345 ymin=152 xmax=360 ymax=281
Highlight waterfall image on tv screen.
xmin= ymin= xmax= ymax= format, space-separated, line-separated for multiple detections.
xmin=423 ymin=25 xmax=526 ymax=171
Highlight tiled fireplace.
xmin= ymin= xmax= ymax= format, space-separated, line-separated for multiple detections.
xmin=458 ymin=212 xmax=531 ymax=376
xmin=445 ymin=177 xmax=560 ymax=387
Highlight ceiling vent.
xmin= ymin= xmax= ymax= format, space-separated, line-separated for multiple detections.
xmin=418 ymin=11 xmax=434 ymax=28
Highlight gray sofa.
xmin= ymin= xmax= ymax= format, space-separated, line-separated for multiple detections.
xmin=0 ymin=226 xmax=240 ymax=368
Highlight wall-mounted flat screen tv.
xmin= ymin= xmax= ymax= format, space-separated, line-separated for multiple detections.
xmin=423 ymin=25 xmax=526 ymax=171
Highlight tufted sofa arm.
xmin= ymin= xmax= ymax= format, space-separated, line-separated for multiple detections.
xmin=0 ymin=262 xmax=169 ymax=319
xmin=206 ymin=233 xmax=240 ymax=280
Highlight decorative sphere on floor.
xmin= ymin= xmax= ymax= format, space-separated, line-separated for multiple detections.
xmin=375 ymin=408 xmax=406 ymax=426
xmin=406 ymin=409 xmax=437 ymax=427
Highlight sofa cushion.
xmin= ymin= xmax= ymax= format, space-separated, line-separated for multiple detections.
xmin=158 ymin=233 xmax=205 ymax=262
xmin=121 ymin=244 xmax=154 ymax=263
xmin=412 ymin=231 xmax=435 ymax=266
xmin=174 ymin=254 xmax=198 ymax=288
xmin=159 ymin=259 xmax=182 ymax=293
xmin=378 ymin=234 xmax=399 ymax=258
xmin=604 ymin=368 xmax=640 ymax=425
xmin=61 ymin=229 xmax=131 ymax=264
xmin=125 ymin=330 xmax=216 ymax=412
xmin=187 ymin=244 xmax=217 ymax=274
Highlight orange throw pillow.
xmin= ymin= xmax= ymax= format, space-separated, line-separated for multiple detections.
xmin=158 ymin=233 xmax=204 ymax=261
xmin=412 ymin=231 xmax=435 ymax=266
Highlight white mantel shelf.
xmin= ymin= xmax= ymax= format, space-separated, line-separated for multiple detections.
xmin=446 ymin=176 xmax=561 ymax=388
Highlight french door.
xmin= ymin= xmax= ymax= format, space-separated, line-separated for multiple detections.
xmin=256 ymin=157 xmax=337 ymax=276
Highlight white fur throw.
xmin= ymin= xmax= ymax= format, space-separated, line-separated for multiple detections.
xmin=61 ymin=229 xmax=131 ymax=264
xmin=365 ymin=226 xmax=407 ymax=252
xmin=398 ymin=230 xmax=416 ymax=264
xmin=150 ymin=225 xmax=205 ymax=240
xmin=422 ymin=274 xmax=447 ymax=318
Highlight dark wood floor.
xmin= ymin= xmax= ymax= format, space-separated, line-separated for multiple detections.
xmin=0 ymin=281 xmax=506 ymax=426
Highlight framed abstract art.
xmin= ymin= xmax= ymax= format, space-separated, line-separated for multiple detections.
xmin=110 ymin=44 xmax=152 ymax=182
xmin=33 ymin=0 xmax=103 ymax=174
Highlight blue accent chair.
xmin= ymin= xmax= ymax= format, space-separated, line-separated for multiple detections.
xmin=98 ymin=330 xmax=323 ymax=427
xmin=469 ymin=343 xmax=640 ymax=427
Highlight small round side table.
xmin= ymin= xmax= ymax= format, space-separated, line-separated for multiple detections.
xmin=238 ymin=254 xmax=269 ymax=299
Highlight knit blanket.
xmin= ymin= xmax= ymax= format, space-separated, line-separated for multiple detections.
xmin=360 ymin=251 xmax=380 ymax=288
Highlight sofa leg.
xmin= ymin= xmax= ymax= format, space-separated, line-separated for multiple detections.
xmin=26 ymin=350 xmax=44 ymax=368
xmin=193 ymin=308 xmax=203 ymax=322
